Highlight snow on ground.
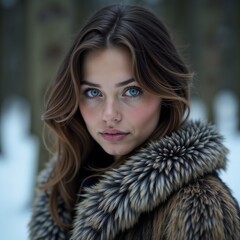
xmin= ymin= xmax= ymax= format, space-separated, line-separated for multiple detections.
xmin=0 ymin=93 xmax=239 ymax=240
xmin=191 ymin=92 xmax=240 ymax=202
xmin=0 ymin=97 xmax=39 ymax=240
xmin=213 ymin=91 xmax=240 ymax=202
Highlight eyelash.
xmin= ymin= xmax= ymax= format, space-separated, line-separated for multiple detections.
xmin=123 ymin=86 xmax=143 ymax=97
xmin=82 ymin=85 xmax=143 ymax=99
xmin=83 ymin=88 xmax=102 ymax=98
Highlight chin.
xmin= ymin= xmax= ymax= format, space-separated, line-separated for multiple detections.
xmin=103 ymin=147 xmax=132 ymax=158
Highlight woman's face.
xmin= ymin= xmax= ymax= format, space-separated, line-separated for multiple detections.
xmin=79 ymin=47 xmax=161 ymax=159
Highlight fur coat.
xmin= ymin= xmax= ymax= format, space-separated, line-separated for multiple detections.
xmin=28 ymin=121 xmax=240 ymax=239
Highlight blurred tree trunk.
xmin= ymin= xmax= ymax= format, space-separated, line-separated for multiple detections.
xmin=26 ymin=0 xmax=74 ymax=173
xmin=0 ymin=2 xmax=25 ymax=99
xmin=235 ymin=0 xmax=240 ymax=130
xmin=199 ymin=1 xmax=220 ymax=122
xmin=0 ymin=5 xmax=2 ymax=154
xmin=218 ymin=0 xmax=239 ymax=129
xmin=218 ymin=0 xmax=236 ymax=90
xmin=0 ymin=1 xmax=26 ymax=154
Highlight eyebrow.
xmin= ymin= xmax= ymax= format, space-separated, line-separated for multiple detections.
xmin=81 ymin=78 xmax=135 ymax=88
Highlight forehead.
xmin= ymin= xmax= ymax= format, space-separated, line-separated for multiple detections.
xmin=82 ymin=47 xmax=133 ymax=82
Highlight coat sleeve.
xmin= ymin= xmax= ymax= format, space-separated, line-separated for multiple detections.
xmin=164 ymin=174 xmax=240 ymax=240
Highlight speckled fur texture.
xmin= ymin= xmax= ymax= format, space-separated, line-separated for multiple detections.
xmin=28 ymin=121 xmax=240 ymax=239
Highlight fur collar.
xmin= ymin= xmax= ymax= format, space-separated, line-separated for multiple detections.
xmin=29 ymin=121 xmax=228 ymax=239
xmin=71 ymin=121 xmax=228 ymax=239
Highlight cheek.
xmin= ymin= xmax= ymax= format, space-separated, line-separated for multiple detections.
xmin=79 ymin=103 xmax=97 ymax=124
xmin=129 ymin=101 xmax=161 ymax=125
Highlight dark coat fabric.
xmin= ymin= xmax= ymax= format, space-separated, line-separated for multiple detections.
xmin=28 ymin=121 xmax=240 ymax=239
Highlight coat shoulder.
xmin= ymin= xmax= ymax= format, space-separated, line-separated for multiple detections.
xmin=162 ymin=174 xmax=240 ymax=240
xmin=28 ymin=157 xmax=72 ymax=240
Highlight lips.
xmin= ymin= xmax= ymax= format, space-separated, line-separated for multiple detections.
xmin=100 ymin=129 xmax=129 ymax=142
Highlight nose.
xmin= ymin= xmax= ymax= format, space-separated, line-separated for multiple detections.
xmin=102 ymin=98 xmax=122 ymax=124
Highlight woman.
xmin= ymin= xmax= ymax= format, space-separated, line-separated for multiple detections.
xmin=28 ymin=4 xmax=240 ymax=240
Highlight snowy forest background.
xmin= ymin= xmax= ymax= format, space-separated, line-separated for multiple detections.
xmin=0 ymin=0 xmax=240 ymax=239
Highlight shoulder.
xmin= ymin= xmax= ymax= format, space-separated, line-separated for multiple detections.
xmin=162 ymin=174 xmax=240 ymax=240
xmin=28 ymin=156 xmax=71 ymax=239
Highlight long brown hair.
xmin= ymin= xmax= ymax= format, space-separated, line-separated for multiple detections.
xmin=41 ymin=4 xmax=192 ymax=228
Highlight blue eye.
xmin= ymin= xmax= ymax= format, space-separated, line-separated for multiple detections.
xmin=84 ymin=88 xmax=101 ymax=98
xmin=124 ymin=86 xmax=143 ymax=97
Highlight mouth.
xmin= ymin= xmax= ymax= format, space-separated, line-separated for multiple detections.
xmin=100 ymin=129 xmax=129 ymax=142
